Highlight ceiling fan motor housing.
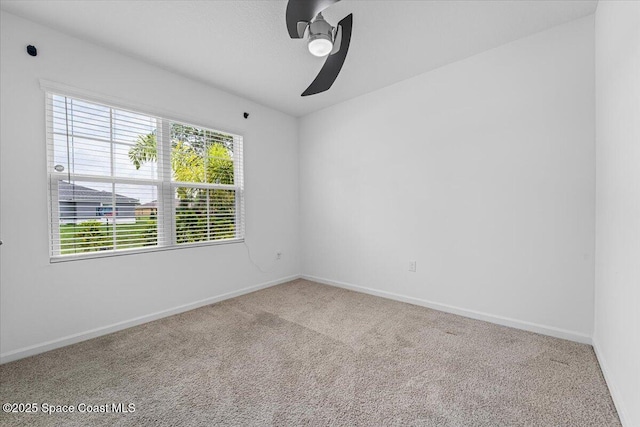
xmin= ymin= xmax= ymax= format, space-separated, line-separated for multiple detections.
xmin=308 ymin=13 xmax=334 ymax=45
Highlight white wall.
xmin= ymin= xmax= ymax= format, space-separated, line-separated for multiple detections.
xmin=593 ymin=1 xmax=640 ymax=425
xmin=300 ymin=16 xmax=595 ymax=341
xmin=0 ymin=12 xmax=300 ymax=362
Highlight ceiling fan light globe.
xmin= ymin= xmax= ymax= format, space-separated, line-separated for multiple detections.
xmin=308 ymin=37 xmax=333 ymax=57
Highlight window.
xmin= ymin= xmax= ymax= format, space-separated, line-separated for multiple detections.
xmin=46 ymin=92 xmax=244 ymax=260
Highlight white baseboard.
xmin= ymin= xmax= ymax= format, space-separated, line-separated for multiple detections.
xmin=0 ymin=274 xmax=300 ymax=364
xmin=1 ymin=273 xmax=592 ymax=361
xmin=302 ymin=274 xmax=592 ymax=345
xmin=592 ymin=337 xmax=630 ymax=426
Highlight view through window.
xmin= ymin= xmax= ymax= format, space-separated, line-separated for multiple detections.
xmin=47 ymin=93 xmax=244 ymax=258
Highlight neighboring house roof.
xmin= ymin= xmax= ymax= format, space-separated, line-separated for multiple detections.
xmin=58 ymin=181 xmax=139 ymax=204
xmin=135 ymin=199 xmax=181 ymax=209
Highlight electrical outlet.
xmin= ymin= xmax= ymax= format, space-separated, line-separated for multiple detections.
xmin=408 ymin=261 xmax=416 ymax=272
xmin=276 ymin=251 xmax=282 ymax=260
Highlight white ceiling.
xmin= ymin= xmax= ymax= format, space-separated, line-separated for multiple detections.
xmin=1 ymin=0 xmax=597 ymax=117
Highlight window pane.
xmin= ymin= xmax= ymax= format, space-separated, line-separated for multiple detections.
xmin=205 ymin=147 xmax=234 ymax=185
xmin=68 ymin=137 xmax=111 ymax=176
xmin=113 ymin=109 xmax=157 ymax=144
xmin=171 ymin=123 xmax=235 ymax=184
xmin=113 ymin=110 xmax=158 ymax=179
xmin=53 ymin=96 xmax=160 ymax=179
xmin=175 ymin=187 xmax=236 ymax=244
xmin=175 ymin=187 xmax=209 ymax=243
xmin=114 ymin=142 xmax=158 ymax=180
xmin=209 ymin=188 xmax=236 ymax=239
xmin=57 ymin=180 xmax=116 ymax=254
xmin=114 ymin=184 xmax=158 ymax=249
xmin=68 ymin=98 xmax=111 ymax=140
xmin=55 ymin=180 xmax=158 ymax=254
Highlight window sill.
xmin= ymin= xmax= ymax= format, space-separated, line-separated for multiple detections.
xmin=49 ymin=238 xmax=245 ymax=263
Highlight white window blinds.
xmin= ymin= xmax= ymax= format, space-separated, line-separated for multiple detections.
xmin=46 ymin=92 xmax=244 ymax=260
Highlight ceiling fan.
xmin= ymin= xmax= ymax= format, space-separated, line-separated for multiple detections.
xmin=286 ymin=0 xmax=353 ymax=96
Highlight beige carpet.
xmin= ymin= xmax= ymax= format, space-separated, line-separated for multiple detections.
xmin=0 ymin=279 xmax=620 ymax=426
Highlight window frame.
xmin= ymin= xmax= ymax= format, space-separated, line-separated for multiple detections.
xmin=43 ymin=82 xmax=245 ymax=263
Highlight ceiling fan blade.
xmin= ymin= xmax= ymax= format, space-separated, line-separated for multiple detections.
xmin=286 ymin=0 xmax=341 ymax=38
xmin=302 ymin=13 xmax=352 ymax=96
xmin=330 ymin=24 xmax=342 ymax=55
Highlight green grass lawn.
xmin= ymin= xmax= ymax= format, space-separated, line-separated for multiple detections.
xmin=59 ymin=217 xmax=157 ymax=254
xmin=59 ymin=214 xmax=236 ymax=255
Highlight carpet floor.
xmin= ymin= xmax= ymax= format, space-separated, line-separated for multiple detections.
xmin=0 ymin=279 xmax=620 ymax=426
